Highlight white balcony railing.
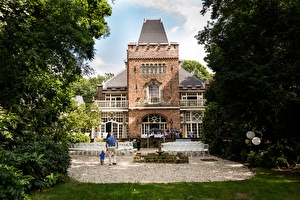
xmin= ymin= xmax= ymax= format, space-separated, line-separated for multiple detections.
xmin=94 ymin=100 xmax=128 ymax=108
xmin=94 ymin=100 xmax=204 ymax=108
xmin=180 ymin=100 xmax=205 ymax=107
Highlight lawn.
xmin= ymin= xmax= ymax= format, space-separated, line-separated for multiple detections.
xmin=29 ymin=168 xmax=299 ymax=200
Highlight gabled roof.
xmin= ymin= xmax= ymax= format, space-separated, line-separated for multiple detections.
xmin=179 ymin=67 xmax=205 ymax=89
xmin=138 ymin=19 xmax=169 ymax=44
xmin=101 ymin=67 xmax=205 ymax=90
xmin=102 ymin=69 xmax=127 ymax=90
xmin=72 ymin=95 xmax=85 ymax=106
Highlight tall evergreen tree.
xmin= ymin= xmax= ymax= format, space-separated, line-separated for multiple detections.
xmin=197 ymin=0 xmax=300 ymax=167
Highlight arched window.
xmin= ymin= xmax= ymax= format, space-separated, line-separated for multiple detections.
xmin=147 ymin=80 xmax=161 ymax=103
xmin=141 ymin=114 xmax=167 ymax=136
xmin=149 ymin=83 xmax=159 ymax=102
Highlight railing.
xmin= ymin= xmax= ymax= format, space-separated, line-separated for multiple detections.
xmin=94 ymin=100 xmax=128 ymax=108
xmin=180 ymin=100 xmax=205 ymax=107
xmin=94 ymin=100 xmax=205 ymax=108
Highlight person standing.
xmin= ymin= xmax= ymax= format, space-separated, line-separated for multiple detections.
xmin=106 ymin=132 xmax=118 ymax=165
xmin=170 ymin=128 xmax=175 ymax=138
xmin=189 ymin=131 xmax=193 ymax=139
xmin=136 ymin=136 xmax=141 ymax=151
xmin=99 ymin=150 xmax=105 ymax=165
xmin=179 ymin=129 xmax=183 ymax=138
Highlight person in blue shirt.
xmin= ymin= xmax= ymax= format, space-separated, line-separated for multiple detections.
xmin=106 ymin=132 xmax=118 ymax=165
xmin=99 ymin=150 xmax=105 ymax=165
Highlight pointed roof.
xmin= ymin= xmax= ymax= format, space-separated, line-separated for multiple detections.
xmin=138 ymin=19 xmax=168 ymax=44
xmin=72 ymin=95 xmax=85 ymax=106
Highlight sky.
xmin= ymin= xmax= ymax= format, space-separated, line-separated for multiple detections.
xmin=89 ymin=0 xmax=211 ymax=76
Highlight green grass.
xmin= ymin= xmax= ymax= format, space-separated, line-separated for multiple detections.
xmin=29 ymin=168 xmax=300 ymax=200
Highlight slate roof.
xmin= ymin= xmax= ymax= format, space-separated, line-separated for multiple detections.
xmin=179 ymin=67 xmax=205 ymax=89
xmin=138 ymin=19 xmax=169 ymax=44
xmin=102 ymin=68 xmax=127 ymax=89
xmin=102 ymin=68 xmax=205 ymax=90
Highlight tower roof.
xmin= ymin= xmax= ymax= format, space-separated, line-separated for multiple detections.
xmin=138 ymin=19 xmax=169 ymax=44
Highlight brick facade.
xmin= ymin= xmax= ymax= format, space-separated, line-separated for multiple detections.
xmin=126 ymin=43 xmax=181 ymax=138
xmin=95 ymin=19 xmax=206 ymax=139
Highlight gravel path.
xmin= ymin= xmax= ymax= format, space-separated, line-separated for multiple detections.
xmin=68 ymin=150 xmax=254 ymax=184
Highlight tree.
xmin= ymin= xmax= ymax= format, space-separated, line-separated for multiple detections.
xmin=0 ymin=0 xmax=112 ymax=111
xmin=64 ymin=103 xmax=102 ymax=137
xmin=181 ymin=60 xmax=213 ymax=81
xmin=197 ymin=0 xmax=300 ymax=167
xmin=0 ymin=0 xmax=112 ymax=195
xmin=71 ymin=73 xmax=114 ymax=104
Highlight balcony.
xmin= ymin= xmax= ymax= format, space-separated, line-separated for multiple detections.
xmin=94 ymin=99 xmax=205 ymax=109
xmin=136 ymin=98 xmax=171 ymax=106
xmin=94 ymin=100 xmax=128 ymax=109
xmin=180 ymin=100 xmax=205 ymax=107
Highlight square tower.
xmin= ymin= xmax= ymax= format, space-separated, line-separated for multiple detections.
xmin=126 ymin=19 xmax=180 ymax=137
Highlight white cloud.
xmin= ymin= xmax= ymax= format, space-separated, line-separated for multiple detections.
xmin=89 ymin=0 xmax=212 ymax=76
xmin=121 ymin=0 xmax=210 ymax=65
xmin=170 ymin=26 xmax=180 ymax=33
xmin=125 ymin=0 xmax=209 ymax=31
xmin=89 ymin=56 xmax=105 ymax=70
xmin=89 ymin=56 xmax=122 ymax=76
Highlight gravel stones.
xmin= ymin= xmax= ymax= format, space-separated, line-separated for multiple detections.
xmin=68 ymin=153 xmax=254 ymax=184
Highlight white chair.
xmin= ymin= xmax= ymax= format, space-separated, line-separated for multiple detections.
xmin=201 ymin=144 xmax=210 ymax=156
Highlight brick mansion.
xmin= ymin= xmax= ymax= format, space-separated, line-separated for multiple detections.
xmin=94 ymin=19 xmax=207 ymax=139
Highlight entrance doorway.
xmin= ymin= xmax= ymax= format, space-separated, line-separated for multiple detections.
xmin=141 ymin=114 xmax=167 ymax=137
xmin=106 ymin=122 xmax=112 ymax=133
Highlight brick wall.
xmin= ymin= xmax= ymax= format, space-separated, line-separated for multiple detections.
xmin=127 ymin=43 xmax=180 ymax=107
xmin=127 ymin=42 xmax=181 ymax=138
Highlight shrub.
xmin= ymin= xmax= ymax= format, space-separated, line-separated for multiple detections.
xmin=134 ymin=152 xmax=189 ymax=163
xmin=94 ymin=138 xmax=104 ymax=142
xmin=247 ymin=150 xmax=263 ymax=167
xmin=246 ymin=144 xmax=290 ymax=168
xmin=0 ymin=149 xmax=33 ymax=200
xmin=1 ymin=107 xmax=72 ymax=196
xmin=69 ymin=132 xmax=90 ymax=143
xmin=16 ymin=139 xmax=71 ymax=191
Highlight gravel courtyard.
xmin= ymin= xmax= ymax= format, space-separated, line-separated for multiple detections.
xmin=68 ymin=149 xmax=254 ymax=184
